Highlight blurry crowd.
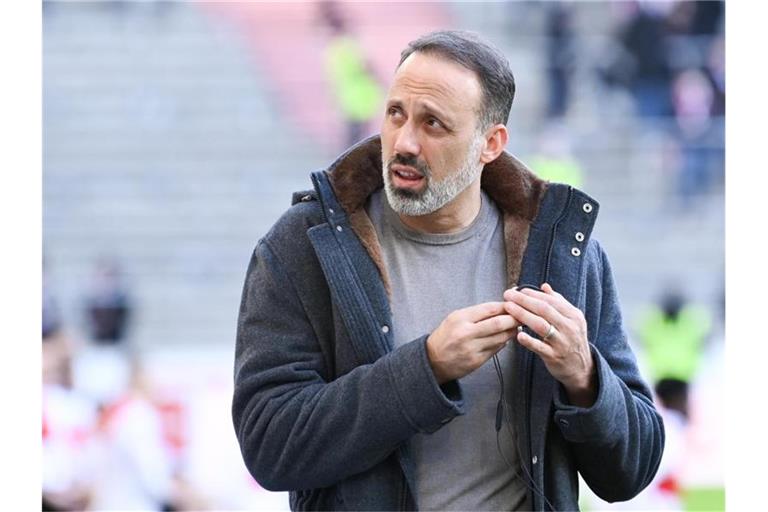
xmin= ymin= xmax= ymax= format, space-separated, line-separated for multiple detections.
xmin=597 ymin=1 xmax=725 ymax=209
xmin=479 ymin=1 xmax=724 ymax=211
xmin=516 ymin=1 xmax=724 ymax=209
xmin=42 ymin=258 xmax=208 ymax=511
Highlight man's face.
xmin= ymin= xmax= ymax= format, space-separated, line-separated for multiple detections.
xmin=380 ymin=52 xmax=486 ymax=216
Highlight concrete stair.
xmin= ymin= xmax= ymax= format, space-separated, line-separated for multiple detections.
xmin=44 ymin=2 xmax=324 ymax=348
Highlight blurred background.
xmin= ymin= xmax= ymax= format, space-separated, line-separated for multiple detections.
xmin=42 ymin=1 xmax=724 ymax=510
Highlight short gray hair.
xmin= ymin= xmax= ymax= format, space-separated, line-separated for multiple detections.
xmin=398 ymin=30 xmax=516 ymax=129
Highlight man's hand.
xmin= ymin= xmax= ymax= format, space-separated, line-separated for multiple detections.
xmin=503 ymin=283 xmax=597 ymax=407
xmin=426 ymin=302 xmax=519 ymax=385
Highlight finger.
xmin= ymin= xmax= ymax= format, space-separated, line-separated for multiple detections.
xmin=516 ymin=330 xmax=556 ymax=359
xmin=461 ymin=302 xmax=508 ymax=323
xmin=541 ymin=283 xmax=581 ymax=319
xmin=517 ymin=283 xmax=580 ymax=321
xmin=475 ymin=328 xmax=517 ymax=353
xmin=502 ymin=286 xmax=518 ymax=301
xmin=506 ymin=289 xmax=566 ymax=329
xmin=503 ymin=301 xmax=553 ymax=340
xmin=473 ymin=313 xmax=519 ymax=338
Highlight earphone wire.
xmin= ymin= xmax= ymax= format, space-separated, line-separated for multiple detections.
xmin=492 ymin=352 xmax=556 ymax=511
xmin=492 ymin=353 xmax=519 ymax=474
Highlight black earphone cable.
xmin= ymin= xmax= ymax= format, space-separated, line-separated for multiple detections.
xmin=492 ymin=351 xmax=556 ymax=511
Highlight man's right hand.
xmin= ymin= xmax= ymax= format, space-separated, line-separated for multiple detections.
xmin=426 ymin=302 xmax=519 ymax=384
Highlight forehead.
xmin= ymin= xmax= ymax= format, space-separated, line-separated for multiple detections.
xmin=388 ymin=52 xmax=482 ymax=116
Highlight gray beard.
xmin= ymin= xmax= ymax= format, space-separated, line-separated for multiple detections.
xmin=382 ymin=138 xmax=484 ymax=217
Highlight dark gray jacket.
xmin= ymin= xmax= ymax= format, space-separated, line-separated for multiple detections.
xmin=232 ymin=136 xmax=664 ymax=511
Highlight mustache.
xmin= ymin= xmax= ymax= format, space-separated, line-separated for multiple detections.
xmin=387 ymin=154 xmax=431 ymax=177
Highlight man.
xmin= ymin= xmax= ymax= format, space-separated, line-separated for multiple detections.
xmin=233 ymin=30 xmax=664 ymax=511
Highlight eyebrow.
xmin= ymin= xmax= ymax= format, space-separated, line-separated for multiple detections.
xmin=388 ymin=97 xmax=455 ymax=126
xmin=421 ymin=102 xmax=451 ymax=122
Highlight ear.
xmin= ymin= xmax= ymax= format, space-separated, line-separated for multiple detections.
xmin=479 ymin=124 xmax=509 ymax=164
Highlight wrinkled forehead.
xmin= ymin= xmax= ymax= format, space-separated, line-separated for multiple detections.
xmin=388 ymin=52 xmax=483 ymax=117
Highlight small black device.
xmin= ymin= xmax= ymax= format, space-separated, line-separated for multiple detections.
xmin=511 ymin=284 xmax=544 ymax=339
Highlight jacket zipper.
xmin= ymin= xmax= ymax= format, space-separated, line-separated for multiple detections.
xmin=528 ymin=186 xmax=573 ymax=510
xmin=542 ymin=186 xmax=573 ymax=283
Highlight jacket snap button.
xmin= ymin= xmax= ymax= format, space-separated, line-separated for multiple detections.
xmin=571 ymin=247 xmax=581 ymax=257
xmin=575 ymin=232 xmax=584 ymax=242
xmin=582 ymin=202 xmax=593 ymax=213
xmin=381 ymin=325 xmax=389 ymax=334
xmin=336 ymin=226 xmax=343 ymax=232
xmin=301 ymin=194 xmax=312 ymax=202
xmin=532 ymin=455 xmax=538 ymax=465
xmin=329 ymin=208 xmax=334 ymax=214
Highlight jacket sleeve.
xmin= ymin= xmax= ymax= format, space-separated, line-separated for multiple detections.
xmin=551 ymin=240 xmax=665 ymax=502
xmin=232 ymin=238 xmax=464 ymax=492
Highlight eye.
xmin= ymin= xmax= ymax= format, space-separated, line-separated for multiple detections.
xmin=426 ymin=117 xmax=444 ymax=129
xmin=387 ymin=106 xmax=403 ymax=118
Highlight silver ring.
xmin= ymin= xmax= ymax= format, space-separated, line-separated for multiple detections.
xmin=543 ymin=323 xmax=556 ymax=341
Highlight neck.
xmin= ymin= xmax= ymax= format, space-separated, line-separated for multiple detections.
xmin=397 ymin=179 xmax=482 ymax=234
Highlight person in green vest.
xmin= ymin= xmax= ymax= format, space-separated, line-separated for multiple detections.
xmin=321 ymin=2 xmax=383 ymax=149
xmin=528 ymin=124 xmax=584 ymax=187
xmin=637 ymin=287 xmax=711 ymax=419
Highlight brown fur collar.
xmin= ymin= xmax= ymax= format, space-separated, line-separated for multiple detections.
xmin=326 ymin=136 xmax=549 ymax=292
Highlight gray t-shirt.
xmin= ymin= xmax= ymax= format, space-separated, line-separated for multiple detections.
xmin=367 ymin=189 xmax=528 ymax=511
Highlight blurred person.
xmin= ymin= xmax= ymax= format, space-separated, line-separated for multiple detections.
xmin=543 ymin=2 xmax=576 ymax=119
xmin=601 ymin=1 xmax=674 ymax=118
xmin=87 ymin=355 xmax=177 ymax=511
xmin=233 ymin=30 xmax=663 ymax=511
xmin=625 ymin=380 xmax=688 ymax=510
xmin=528 ymin=124 xmax=584 ymax=188
xmin=671 ymin=67 xmax=723 ymax=209
xmin=637 ymin=286 xmax=712 ymax=419
xmin=320 ymin=1 xmax=383 ymax=149
xmin=43 ymin=328 xmax=98 ymax=511
xmin=83 ymin=256 xmax=133 ymax=345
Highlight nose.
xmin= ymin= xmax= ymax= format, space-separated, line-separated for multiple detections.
xmin=393 ymin=121 xmax=420 ymax=158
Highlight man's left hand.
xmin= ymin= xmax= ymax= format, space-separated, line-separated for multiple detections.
xmin=503 ymin=283 xmax=597 ymax=407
